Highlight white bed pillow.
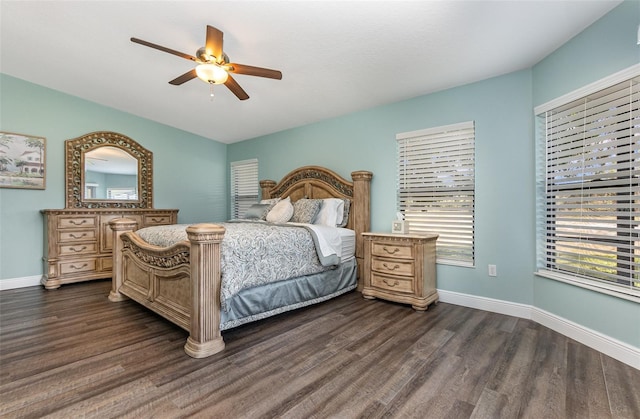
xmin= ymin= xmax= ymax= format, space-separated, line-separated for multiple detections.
xmin=314 ymin=198 xmax=345 ymax=227
xmin=266 ymin=197 xmax=293 ymax=223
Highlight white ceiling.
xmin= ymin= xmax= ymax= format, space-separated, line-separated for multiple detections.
xmin=1 ymin=1 xmax=621 ymax=144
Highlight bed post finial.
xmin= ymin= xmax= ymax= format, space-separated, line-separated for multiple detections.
xmin=259 ymin=180 xmax=276 ymax=200
xmin=184 ymin=223 xmax=227 ymax=358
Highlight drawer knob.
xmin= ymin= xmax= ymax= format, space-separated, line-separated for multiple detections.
xmin=151 ymin=218 xmax=162 ymax=222
xmin=382 ymin=263 xmax=400 ymax=271
xmin=69 ymin=233 xmax=87 ymax=239
xmin=69 ymin=220 xmax=87 ymax=225
xmin=69 ymin=246 xmax=87 ymax=253
xmin=382 ymin=246 xmax=400 ymax=255
xmin=382 ymin=278 xmax=399 ymax=287
xmin=69 ymin=263 xmax=88 ymax=270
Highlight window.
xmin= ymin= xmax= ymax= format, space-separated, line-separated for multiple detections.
xmin=230 ymin=159 xmax=259 ymax=219
xmin=397 ymin=121 xmax=475 ymax=266
xmin=107 ymin=188 xmax=137 ymax=200
xmin=536 ymin=74 xmax=639 ymax=299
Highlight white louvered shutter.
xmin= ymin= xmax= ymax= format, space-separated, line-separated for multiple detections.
xmin=537 ymin=77 xmax=639 ymax=296
xmin=397 ymin=121 xmax=476 ymax=266
xmin=230 ymin=159 xmax=259 ymax=219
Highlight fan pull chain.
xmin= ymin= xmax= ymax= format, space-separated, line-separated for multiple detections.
xmin=209 ymin=82 xmax=215 ymax=100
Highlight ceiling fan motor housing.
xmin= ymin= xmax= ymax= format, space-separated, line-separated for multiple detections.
xmin=196 ymin=47 xmax=229 ymax=64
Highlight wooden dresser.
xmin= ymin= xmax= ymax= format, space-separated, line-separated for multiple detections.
xmin=41 ymin=208 xmax=178 ymax=289
xmin=362 ymin=232 xmax=439 ymax=310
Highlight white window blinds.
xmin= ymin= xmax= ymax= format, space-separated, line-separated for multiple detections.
xmin=230 ymin=159 xmax=258 ymax=219
xmin=397 ymin=121 xmax=476 ymax=266
xmin=537 ymin=76 xmax=639 ymax=297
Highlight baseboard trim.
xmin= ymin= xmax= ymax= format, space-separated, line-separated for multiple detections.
xmin=437 ymin=289 xmax=639 ymax=370
xmin=0 ymin=275 xmax=42 ymax=291
xmin=531 ymin=308 xmax=640 ymax=370
xmin=437 ymin=289 xmax=532 ymax=319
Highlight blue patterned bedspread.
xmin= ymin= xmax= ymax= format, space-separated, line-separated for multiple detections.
xmin=135 ymin=221 xmax=334 ymax=310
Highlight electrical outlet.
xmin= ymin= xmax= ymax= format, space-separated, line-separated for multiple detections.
xmin=488 ymin=264 xmax=497 ymax=277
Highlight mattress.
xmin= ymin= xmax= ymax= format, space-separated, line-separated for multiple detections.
xmin=337 ymin=227 xmax=356 ymax=261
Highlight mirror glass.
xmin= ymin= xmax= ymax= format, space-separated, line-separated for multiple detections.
xmin=84 ymin=146 xmax=138 ymax=200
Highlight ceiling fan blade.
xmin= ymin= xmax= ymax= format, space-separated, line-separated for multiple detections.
xmin=169 ymin=69 xmax=197 ymax=85
xmin=228 ymin=63 xmax=282 ymax=80
xmin=206 ymin=25 xmax=224 ymax=62
xmin=224 ymin=75 xmax=249 ymax=100
xmin=131 ymin=37 xmax=197 ymax=62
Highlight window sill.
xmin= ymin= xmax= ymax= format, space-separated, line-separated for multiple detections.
xmin=437 ymin=259 xmax=475 ymax=268
xmin=535 ymin=270 xmax=640 ymax=304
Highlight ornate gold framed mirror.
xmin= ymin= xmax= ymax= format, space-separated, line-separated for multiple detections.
xmin=65 ymin=131 xmax=153 ymax=208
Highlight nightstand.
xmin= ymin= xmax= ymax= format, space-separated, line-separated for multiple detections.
xmin=362 ymin=232 xmax=438 ymax=310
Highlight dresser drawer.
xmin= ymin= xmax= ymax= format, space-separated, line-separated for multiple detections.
xmin=371 ymin=258 xmax=414 ymax=277
xmin=57 ymin=216 xmax=98 ymax=229
xmin=371 ymin=272 xmax=414 ymax=294
xmin=58 ymin=243 xmax=97 ymax=256
xmin=371 ymin=242 xmax=414 ymax=259
xmin=58 ymin=230 xmax=97 ymax=243
xmin=144 ymin=214 xmax=172 ymax=225
xmin=59 ymin=259 xmax=97 ymax=275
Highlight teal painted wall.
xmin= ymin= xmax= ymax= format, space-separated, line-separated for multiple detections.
xmin=229 ymin=1 xmax=639 ymax=347
xmin=531 ymin=0 xmax=640 ymax=347
xmin=0 ymin=74 xmax=228 ymax=280
xmin=229 ymin=69 xmax=536 ymax=306
xmin=533 ymin=0 xmax=639 ymax=106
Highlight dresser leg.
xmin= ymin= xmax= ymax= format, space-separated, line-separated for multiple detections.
xmin=41 ymin=276 xmax=60 ymax=290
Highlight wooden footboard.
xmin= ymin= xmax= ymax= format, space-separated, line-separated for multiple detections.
xmin=109 ymin=219 xmax=226 ymax=358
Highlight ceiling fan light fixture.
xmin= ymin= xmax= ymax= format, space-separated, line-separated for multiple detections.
xmin=195 ymin=63 xmax=228 ymax=84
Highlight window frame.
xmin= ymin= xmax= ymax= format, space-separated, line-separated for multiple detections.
xmin=534 ymin=64 xmax=640 ymax=302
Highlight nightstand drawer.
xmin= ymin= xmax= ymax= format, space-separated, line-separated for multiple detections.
xmin=371 ymin=273 xmax=414 ymax=294
xmin=371 ymin=242 xmax=413 ymax=259
xmin=371 ymin=258 xmax=414 ymax=277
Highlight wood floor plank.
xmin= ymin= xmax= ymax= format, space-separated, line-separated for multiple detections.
xmin=566 ymin=340 xmax=612 ymax=419
xmin=1 ymin=280 xmax=637 ymax=419
xmin=514 ymin=324 xmax=568 ymax=419
xmin=601 ymin=354 xmax=640 ymax=419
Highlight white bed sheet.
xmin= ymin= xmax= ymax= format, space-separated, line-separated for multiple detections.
xmin=288 ymin=223 xmax=356 ymax=263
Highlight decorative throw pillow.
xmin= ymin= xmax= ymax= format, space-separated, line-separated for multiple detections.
xmin=266 ymin=197 xmax=293 ymax=223
xmin=337 ymin=199 xmax=351 ymax=228
xmin=243 ymin=203 xmax=271 ymax=220
xmin=314 ymin=198 xmax=344 ymax=227
xmin=291 ymin=199 xmax=322 ymax=224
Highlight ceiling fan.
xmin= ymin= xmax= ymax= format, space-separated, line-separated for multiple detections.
xmin=131 ymin=25 xmax=282 ymax=100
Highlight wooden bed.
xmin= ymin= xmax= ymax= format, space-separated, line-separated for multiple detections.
xmin=108 ymin=166 xmax=372 ymax=358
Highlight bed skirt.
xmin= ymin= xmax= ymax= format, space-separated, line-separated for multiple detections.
xmin=221 ymin=258 xmax=357 ymax=330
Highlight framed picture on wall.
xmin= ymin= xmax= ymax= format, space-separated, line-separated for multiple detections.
xmin=0 ymin=131 xmax=46 ymax=190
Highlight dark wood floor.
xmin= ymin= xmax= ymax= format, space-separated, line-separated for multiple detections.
xmin=1 ymin=280 xmax=638 ymax=419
